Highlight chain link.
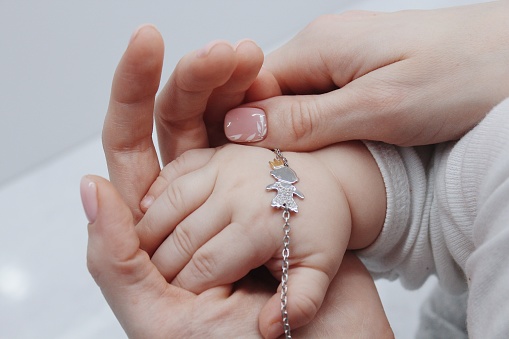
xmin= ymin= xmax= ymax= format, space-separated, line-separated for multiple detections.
xmin=281 ymin=208 xmax=292 ymax=339
xmin=273 ymin=148 xmax=289 ymax=167
xmin=274 ymin=149 xmax=292 ymax=339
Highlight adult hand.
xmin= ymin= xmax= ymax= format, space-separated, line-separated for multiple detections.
xmin=102 ymin=23 xmax=267 ymax=221
xmin=82 ymin=174 xmax=392 ymax=338
xmin=94 ymin=24 xmax=392 ymax=338
xmin=222 ymin=1 xmax=509 ymax=150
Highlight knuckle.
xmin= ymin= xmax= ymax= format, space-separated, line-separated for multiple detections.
xmin=293 ymin=293 xmax=320 ymax=325
xmin=307 ymin=14 xmax=337 ymax=30
xmin=87 ymin=251 xmax=142 ymax=286
xmin=163 ymin=151 xmax=188 ymax=179
xmin=137 ymin=212 xmax=159 ymax=249
xmin=164 ymin=181 xmax=187 ymax=211
xmin=288 ymin=99 xmax=317 ymax=141
xmin=161 ymin=149 xmax=193 ymax=182
xmin=174 ymin=65 xmax=196 ymax=93
xmin=146 ymin=173 xmax=170 ymax=200
xmin=161 ymin=148 xmax=212 ymax=180
xmin=189 ymin=248 xmax=217 ymax=282
xmin=86 ymin=254 xmax=102 ymax=283
xmin=172 ymin=225 xmax=197 ymax=259
xmin=174 ymin=149 xmax=192 ymax=167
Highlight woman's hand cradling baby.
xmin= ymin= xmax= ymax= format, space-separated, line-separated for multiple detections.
xmin=137 ymin=142 xmax=386 ymax=337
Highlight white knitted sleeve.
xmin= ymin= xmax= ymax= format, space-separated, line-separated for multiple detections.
xmin=357 ymin=141 xmax=436 ymax=289
xmin=444 ymin=98 xmax=509 ymax=337
xmin=358 ymin=98 xmax=509 ymax=337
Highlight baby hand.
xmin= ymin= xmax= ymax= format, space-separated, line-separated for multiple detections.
xmin=136 ymin=143 xmax=375 ymax=337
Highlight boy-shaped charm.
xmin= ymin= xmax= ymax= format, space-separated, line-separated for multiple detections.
xmin=267 ymin=157 xmax=304 ymax=213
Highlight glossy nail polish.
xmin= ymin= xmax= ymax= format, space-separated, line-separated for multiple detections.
xmin=224 ymin=107 xmax=267 ymax=142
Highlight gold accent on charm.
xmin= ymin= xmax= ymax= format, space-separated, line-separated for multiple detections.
xmin=269 ymin=158 xmax=285 ymax=169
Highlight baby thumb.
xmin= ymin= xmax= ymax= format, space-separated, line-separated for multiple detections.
xmin=224 ymin=92 xmax=349 ymax=151
xmin=258 ymin=268 xmax=330 ymax=339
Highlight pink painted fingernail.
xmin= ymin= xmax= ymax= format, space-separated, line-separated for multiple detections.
xmin=80 ymin=176 xmax=98 ymax=223
xmin=224 ymin=107 xmax=267 ymax=142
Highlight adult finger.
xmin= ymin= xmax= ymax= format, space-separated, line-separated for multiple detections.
xmin=227 ymin=52 xmax=497 ymax=150
xmin=224 ymin=61 xmax=428 ymax=150
xmin=227 ymin=5 xmax=509 ymax=149
xmin=103 ymin=24 xmax=163 ymax=222
xmin=155 ymin=41 xmax=237 ymax=165
xmin=204 ymin=39 xmax=265 ymax=147
xmin=82 ymin=175 xmax=194 ymax=338
xmin=223 ymin=11 xmax=408 ymax=150
xmin=222 ymin=10 xmax=407 ymax=150
xmin=223 ymin=89 xmax=357 ymax=151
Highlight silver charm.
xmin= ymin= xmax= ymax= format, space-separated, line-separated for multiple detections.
xmin=267 ymin=155 xmax=304 ymax=212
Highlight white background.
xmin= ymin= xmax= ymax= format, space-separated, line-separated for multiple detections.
xmin=0 ymin=0 xmax=485 ymax=337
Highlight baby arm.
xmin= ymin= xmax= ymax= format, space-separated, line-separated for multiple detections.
xmin=136 ymin=142 xmax=386 ymax=338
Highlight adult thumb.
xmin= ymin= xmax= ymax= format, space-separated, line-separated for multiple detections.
xmin=81 ymin=175 xmax=169 ymax=310
xmin=224 ymin=89 xmax=361 ymax=151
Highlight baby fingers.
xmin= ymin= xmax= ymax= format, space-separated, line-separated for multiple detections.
xmin=140 ymin=148 xmax=216 ymax=213
xmin=152 ymin=211 xmax=281 ymax=293
xmin=136 ymin=156 xmax=217 ymax=256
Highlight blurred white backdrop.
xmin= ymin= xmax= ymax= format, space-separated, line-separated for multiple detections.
xmin=0 ymin=0 xmax=485 ymax=338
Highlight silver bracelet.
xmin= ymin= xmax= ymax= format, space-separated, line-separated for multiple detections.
xmin=267 ymin=149 xmax=304 ymax=339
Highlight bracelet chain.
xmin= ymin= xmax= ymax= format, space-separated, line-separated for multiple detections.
xmin=272 ymin=148 xmax=293 ymax=339
xmin=281 ymin=208 xmax=292 ymax=339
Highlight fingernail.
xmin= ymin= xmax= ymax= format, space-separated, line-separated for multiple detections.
xmin=266 ymin=322 xmax=284 ymax=339
xmin=129 ymin=25 xmax=143 ymax=45
xmin=224 ymin=107 xmax=267 ymax=142
xmin=234 ymin=38 xmax=256 ymax=50
xmin=129 ymin=24 xmax=155 ymax=45
xmin=196 ymin=40 xmax=231 ymax=58
xmin=80 ymin=176 xmax=98 ymax=223
xmin=140 ymin=194 xmax=154 ymax=211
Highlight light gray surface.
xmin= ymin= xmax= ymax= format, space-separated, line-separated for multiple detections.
xmin=0 ymin=0 xmax=343 ymax=185
xmin=0 ymin=0 xmax=485 ymax=338
xmin=0 ymin=0 xmax=486 ymax=185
